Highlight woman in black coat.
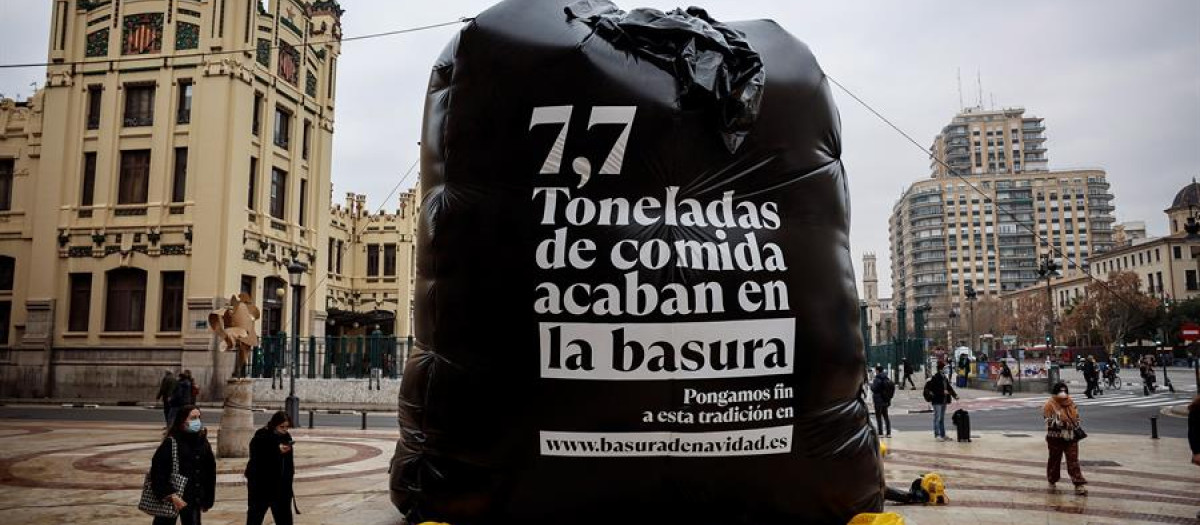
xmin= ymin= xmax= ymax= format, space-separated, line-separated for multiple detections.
xmin=245 ymin=411 xmax=296 ymax=525
xmin=150 ymin=404 xmax=217 ymax=525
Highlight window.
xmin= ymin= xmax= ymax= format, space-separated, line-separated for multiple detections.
xmin=1175 ymin=246 xmax=1183 ymax=259
xmin=367 ymin=244 xmax=379 ymax=276
xmin=159 ymin=271 xmax=184 ymax=331
xmin=171 ymin=147 xmax=188 ymax=203
xmin=269 ymin=168 xmax=287 ymax=219
xmin=1188 ymin=270 xmax=1198 ymax=291
xmin=123 ymin=85 xmax=155 ymax=127
xmin=252 ymin=92 xmax=263 ymax=136
xmin=327 ymin=238 xmax=335 ymax=272
xmin=0 ymin=301 xmax=8 ymax=346
xmin=87 ymin=85 xmax=102 ymax=129
xmin=273 ymin=107 xmax=291 ymax=149
xmin=118 ymin=150 xmax=151 ymax=204
xmin=0 ymin=158 xmax=12 ymax=211
xmin=68 ymin=273 xmax=92 ymax=332
xmin=298 ymin=179 xmax=308 ymax=226
xmin=104 ymin=268 xmax=147 ymax=332
xmin=176 ymin=80 xmax=193 ymax=124
xmin=384 ymin=243 xmax=397 ymax=276
xmin=0 ymin=256 xmax=12 ymax=291
xmin=241 ymin=275 xmax=256 ymax=297
xmin=335 ymin=240 xmax=344 ymax=274
xmin=302 ymin=119 xmax=311 ymax=160
xmin=248 ymin=157 xmax=258 ymax=210
xmin=81 ymin=153 xmax=97 ymax=206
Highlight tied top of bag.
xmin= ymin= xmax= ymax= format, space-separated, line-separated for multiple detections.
xmin=565 ymin=0 xmax=766 ymax=153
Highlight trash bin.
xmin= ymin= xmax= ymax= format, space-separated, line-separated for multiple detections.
xmin=1047 ymin=365 xmax=1061 ymax=392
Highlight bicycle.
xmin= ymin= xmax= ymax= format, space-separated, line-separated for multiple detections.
xmin=1103 ymin=371 xmax=1122 ymax=390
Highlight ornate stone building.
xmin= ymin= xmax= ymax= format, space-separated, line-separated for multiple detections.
xmin=325 ymin=192 xmax=418 ymax=337
xmin=0 ymin=0 xmax=346 ymax=399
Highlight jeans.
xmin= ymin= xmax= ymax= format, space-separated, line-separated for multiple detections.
xmin=932 ymin=403 xmax=947 ymax=438
xmin=247 ymin=497 xmax=293 ymax=525
xmin=874 ymin=403 xmax=891 ymax=436
xmin=152 ymin=505 xmax=201 ymax=525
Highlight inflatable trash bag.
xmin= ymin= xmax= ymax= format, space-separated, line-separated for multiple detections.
xmin=390 ymin=0 xmax=883 ymax=523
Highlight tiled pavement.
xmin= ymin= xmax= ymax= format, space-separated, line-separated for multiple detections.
xmin=0 ymin=419 xmax=1197 ymax=524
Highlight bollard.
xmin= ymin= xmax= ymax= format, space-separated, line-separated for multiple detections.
xmin=361 ymin=411 xmax=368 ymax=430
xmin=1150 ymin=416 xmax=1158 ymax=439
xmin=308 ymin=409 xmax=314 ymax=429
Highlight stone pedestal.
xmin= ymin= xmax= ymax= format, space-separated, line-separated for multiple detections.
xmin=217 ymin=378 xmax=255 ymax=458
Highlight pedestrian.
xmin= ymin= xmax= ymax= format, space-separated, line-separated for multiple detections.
xmin=245 ymin=411 xmax=297 ymax=525
xmin=168 ymin=372 xmax=194 ymax=424
xmin=1082 ymin=355 xmax=1099 ymax=398
xmin=1192 ymin=395 xmax=1200 ymax=520
xmin=156 ymin=370 xmax=177 ymax=425
xmin=870 ymin=365 xmax=896 ymax=438
xmin=997 ymin=361 xmax=1014 ymax=396
xmin=1139 ymin=357 xmax=1157 ymax=395
xmin=1043 ymin=382 xmax=1087 ymax=495
xmin=900 ymin=357 xmax=916 ymax=390
xmin=149 ymin=404 xmax=216 ymax=524
xmin=922 ymin=359 xmax=958 ymax=441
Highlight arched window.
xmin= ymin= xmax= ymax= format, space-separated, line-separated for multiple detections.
xmin=105 ymin=267 xmax=147 ymax=332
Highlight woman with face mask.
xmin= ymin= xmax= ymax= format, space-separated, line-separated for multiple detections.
xmin=1043 ymin=382 xmax=1087 ymax=495
xmin=245 ymin=411 xmax=296 ymax=525
xmin=150 ymin=404 xmax=217 ymax=524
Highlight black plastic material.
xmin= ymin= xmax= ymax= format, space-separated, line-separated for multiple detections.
xmin=390 ymin=1 xmax=882 ymax=523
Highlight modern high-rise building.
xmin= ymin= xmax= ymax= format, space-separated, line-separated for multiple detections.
xmin=0 ymin=0 xmax=347 ymax=399
xmin=888 ymin=107 xmax=1116 ymax=343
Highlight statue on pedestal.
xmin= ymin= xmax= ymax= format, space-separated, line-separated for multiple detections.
xmin=208 ymin=292 xmax=261 ymax=458
xmin=208 ymin=293 xmax=261 ymax=378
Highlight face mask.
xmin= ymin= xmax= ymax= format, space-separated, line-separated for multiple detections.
xmin=186 ymin=420 xmax=203 ymax=433
xmin=1056 ymin=392 xmax=1068 ymax=399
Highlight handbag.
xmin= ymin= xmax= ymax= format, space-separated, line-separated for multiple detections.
xmin=1072 ymin=427 xmax=1088 ymax=441
xmin=137 ymin=437 xmax=188 ymax=517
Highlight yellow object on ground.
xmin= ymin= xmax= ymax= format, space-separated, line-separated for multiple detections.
xmin=848 ymin=511 xmax=906 ymax=525
xmin=879 ymin=440 xmax=889 ymax=457
xmin=921 ymin=473 xmax=949 ymax=505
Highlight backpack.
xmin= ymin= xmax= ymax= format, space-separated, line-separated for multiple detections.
xmin=881 ymin=376 xmax=896 ymax=402
xmin=922 ymin=377 xmax=936 ymax=403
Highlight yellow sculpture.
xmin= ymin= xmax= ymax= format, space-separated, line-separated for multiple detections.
xmin=208 ymin=293 xmax=261 ymax=378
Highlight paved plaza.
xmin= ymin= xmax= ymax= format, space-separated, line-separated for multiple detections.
xmin=0 ymin=417 xmax=1196 ymax=524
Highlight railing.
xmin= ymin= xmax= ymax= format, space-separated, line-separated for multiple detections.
xmin=250 ymin=334 xmax=415 ymax=380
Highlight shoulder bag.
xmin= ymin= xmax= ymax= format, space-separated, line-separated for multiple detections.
xmin=137 ymin=437 xmax=188 ymax=517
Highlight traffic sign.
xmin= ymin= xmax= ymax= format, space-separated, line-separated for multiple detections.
xmin=1180 ymin=322 xmax=1200 ymax=342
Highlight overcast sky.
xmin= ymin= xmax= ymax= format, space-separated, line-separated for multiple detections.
xmin=2 ymin=0 xmax=1198 ymax=298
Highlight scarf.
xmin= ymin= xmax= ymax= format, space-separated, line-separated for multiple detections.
xmin=1043 ymin=395 xmax=1080 ymax=437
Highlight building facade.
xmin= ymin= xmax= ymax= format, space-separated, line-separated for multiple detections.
xmin=889 ymin=107 xmax=1116 ymax=341
xmin=1001 ymin=180 xmax=1200 ymax=338
xmin=860 ymin=252 xmax=894 ymax=345
xmin=325 ymin=192 xmax=417 ymax=337
xmin=0 ymin=0 xmax=346 ymax=399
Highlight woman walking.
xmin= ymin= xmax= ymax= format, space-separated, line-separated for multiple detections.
xmin=1044 ymin=382 xmax=1087 ymax=495
xmin=150 ymin=404 xmax=216 ymax=524
xmin=997 ymin=362 xmax=1014 ymax=396
xmin=245 ymin=411 xmax=296 ymax=525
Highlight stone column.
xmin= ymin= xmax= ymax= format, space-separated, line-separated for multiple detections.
xmin=216 ymin=377 xmax=255 ymax=458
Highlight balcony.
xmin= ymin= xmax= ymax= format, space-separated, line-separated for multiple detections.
xmin=911 ymin=206 xmax=943 ymax=218
xmin=913 ymin=242 xmax=946 ymax=253
xmin=1022 ymin=121 xmax=1045 ymax=132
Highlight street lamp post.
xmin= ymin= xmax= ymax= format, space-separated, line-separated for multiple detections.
xmin=1037 ymin=254 xmax=1059 ymax=360
xmin=966 ymin=283 xmax=978 ymax=358
xmin=285 ymin=260 xmax=306 ymax=424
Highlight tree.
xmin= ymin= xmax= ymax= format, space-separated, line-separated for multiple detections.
xmin=1082 ymin=271 xmax=1160 ymax=354
xmin=1008 ymin=292 xmax=1049 ymax=347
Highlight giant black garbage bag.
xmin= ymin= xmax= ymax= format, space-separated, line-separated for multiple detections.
xmin=390 ymin=0 xmax=883 ymax=523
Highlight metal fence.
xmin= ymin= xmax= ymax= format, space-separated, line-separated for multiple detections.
xmin=250 ymin=334 xmax=415 ymax=380
xmin=865 ymin=339 xmax=927 ymax=377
